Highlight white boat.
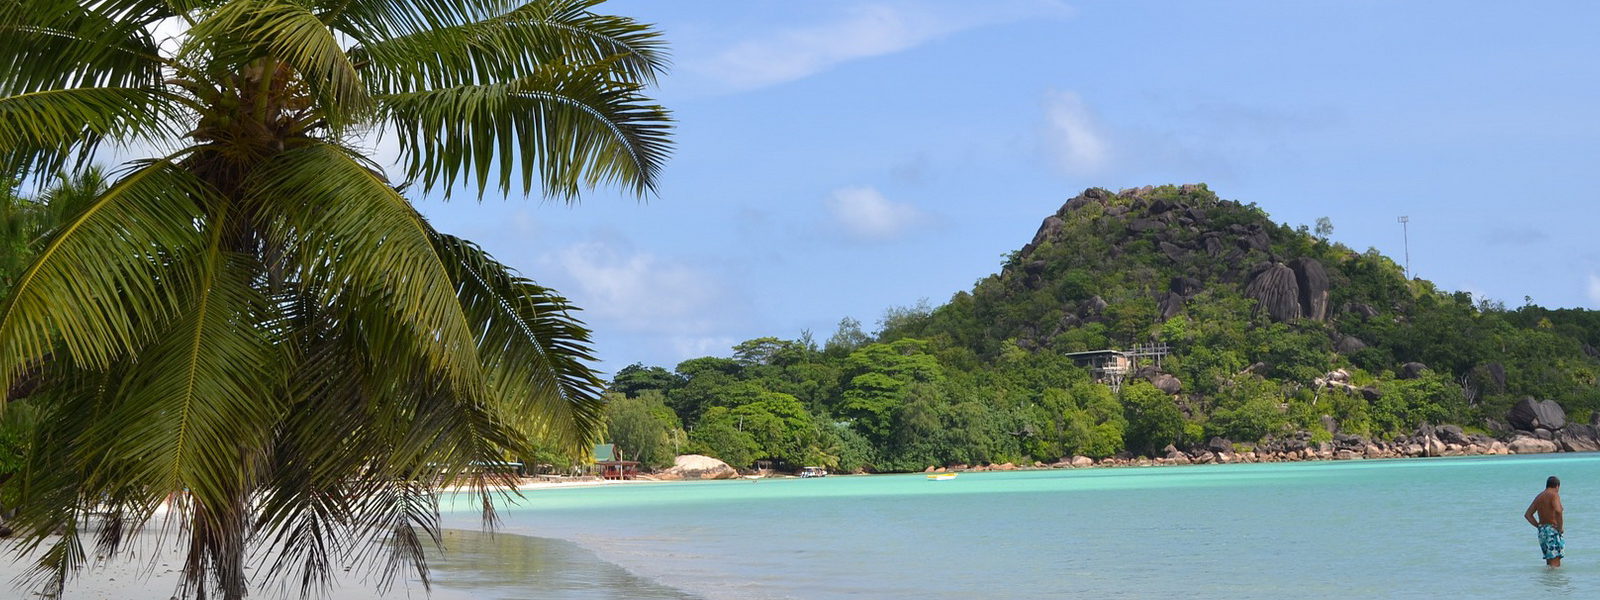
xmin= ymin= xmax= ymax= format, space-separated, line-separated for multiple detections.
xmin=798 ymin=466 xmax=828 ymax=478
xmin=926 ymin=473 xmax=957 ymax=481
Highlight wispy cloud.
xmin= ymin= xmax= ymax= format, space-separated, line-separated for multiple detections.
xmin=825 ymin=186 xmax=926 ymax=241
xmin=694 ymin=1 xmax=1071 ymax=92
xmin=545 ymin=240 xmax=728 ymax=335
xmin=1043 ymin=90 xmax=1110 ymax=175
xmin=1587 ymin=273 xmax=1600 ymax=307
xmin=670 ymin=336 xmax=739 ymax=360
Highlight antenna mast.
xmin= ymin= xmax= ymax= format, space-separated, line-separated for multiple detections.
xmin=1397 ymin=216 xmax=1410 ymax=279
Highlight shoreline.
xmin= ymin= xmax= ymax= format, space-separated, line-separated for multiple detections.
xmin=3 ymin=451 xmax=1585 ymax=600
xmin=0 ymin=523 xmax=691 ymax=600
xmin=913 ymin=425 xmax=1575 ymax=474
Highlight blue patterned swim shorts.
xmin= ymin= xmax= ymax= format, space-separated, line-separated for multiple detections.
xmin=1539 ymin=524 xmax=1565 ymax=560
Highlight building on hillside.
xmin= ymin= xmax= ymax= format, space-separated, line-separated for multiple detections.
xmin=1065 ymin=344 xmax=1169 ymax=393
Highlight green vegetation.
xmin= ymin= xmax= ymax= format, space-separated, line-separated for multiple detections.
xmin=0 ymin=1 xmax=670 ymax=598
xmin=607 ymin=185 xmax=1600 ymax=472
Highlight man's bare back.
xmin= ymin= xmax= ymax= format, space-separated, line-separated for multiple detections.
xmin=1525 ymin=477 xmax=1564 ymax=567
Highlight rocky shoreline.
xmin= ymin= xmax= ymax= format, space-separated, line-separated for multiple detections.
xmin=926 ymin=426 xmax=1590 ymax=474
xmin=651 ymin=401 xmax=1591 ymax=478
xmin=918 ymin=397 xmax=1596 ymax=473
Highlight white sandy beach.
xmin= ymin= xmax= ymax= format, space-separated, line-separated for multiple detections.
xmin=0 ymin=478 xmax=660 ymax=599
xmin=0 ymin=532 xmax=451 ymax=600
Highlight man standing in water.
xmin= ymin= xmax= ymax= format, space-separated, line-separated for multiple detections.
xmin=1525 ymin=476 xmax=1565 ymax=567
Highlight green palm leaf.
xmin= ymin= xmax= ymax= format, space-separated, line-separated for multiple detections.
xmin=244 ymin=142 xmax=484 ymax=386
xmin=0 ymin=87 xmax=190 ymax=176
xmin=380 ymin=66 xmax=671 ymax=197
xmin=0 ymin=0 xmax=166 ymax=94
xmin=351 ymin=0 xmax=668 ymax=93
xmin=432 ymin=231 xmax=605 ymax=452
xmin=0 ymin=0 xmax=670 ymax=596
xmin=0 ymin=158 xmax=212 ymax=384
xmin=318 ymin=0 xmax=520 ymax=41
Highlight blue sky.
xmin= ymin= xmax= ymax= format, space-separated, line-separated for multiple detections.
xmin=411 ymin=1 xmax=1600 ymax=374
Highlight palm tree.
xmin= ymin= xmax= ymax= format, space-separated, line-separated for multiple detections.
xmin=0 ymin=1 xmax=671 ymax=598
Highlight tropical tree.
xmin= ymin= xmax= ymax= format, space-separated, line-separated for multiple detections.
xmin=0 ymin=0 xmax=670 ymax=598
xmin=0 ymin=172 xmax=104 ymax=526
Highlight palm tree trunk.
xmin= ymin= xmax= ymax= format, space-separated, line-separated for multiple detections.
xmin=187 ymin=490 xmax=250 ymax=600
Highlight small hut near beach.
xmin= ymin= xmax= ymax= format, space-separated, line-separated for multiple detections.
xmin=590 ymin=444 xmax=639 ymax=480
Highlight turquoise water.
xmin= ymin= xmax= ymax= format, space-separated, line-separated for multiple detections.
xmin=434 ymin=455 xmax=1600 ymax=599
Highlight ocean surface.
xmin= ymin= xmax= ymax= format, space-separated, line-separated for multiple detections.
xmin=423 ymin=455 xmax=1600 ymax=599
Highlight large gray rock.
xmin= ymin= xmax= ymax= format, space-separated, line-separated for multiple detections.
xmin=1245 ymin=263 xmax=1301 ymax=322
xmin=1343 ymin=302 xmax=1379 ymax=319
xmin=1336 ymin=335 xmax=1368 ymax=355
xmin=1129 ymin=218 xmax=1165 ymax=233
xmin=1031 ymin=216 xmax=1065 ymax=247
xmin=1508 ymin=436 xmax=1559 ymax=454
xmin=1288 ymin=257 xmax=1329 ymax=321
xmin=1399 ymin=362 xmax=1429 ymax=380
xmin=1207 ymin=437 xmax=1235 ymax=454
xmin=1434 ymin=424 xmax=1469 ymax=445
xmin=1238 ymin=229 xmax=1272 ymax=252
xmin=1080 ymin=295 xmax=1108 ymax=316
xmin=1508 ymin=397 xmax=1567 ymax=431
xmin=1158 ymin=293 xmax=1185 ymax=320
xmin=1061 ymin=188 xmax=1108 ymax=212
xmin=1149 ymin=373 xmax=1182 ymax=395
xmin=1557 ymin=425 xmax=1600 ymax=453
xmin=1159 ymin=241 xmax=1186 ymax=263
xmin=1170 ymin=276 xmax=1203 ymax=297
xmin=660 ymin=455 xmax=738 ymax=480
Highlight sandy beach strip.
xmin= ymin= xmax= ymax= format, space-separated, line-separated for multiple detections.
xmin=0 ymin=478 xmax=672 ymax=600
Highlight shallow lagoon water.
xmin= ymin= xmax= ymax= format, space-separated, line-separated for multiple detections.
xmin=430 ymin=454 xmax=1600 ymax=599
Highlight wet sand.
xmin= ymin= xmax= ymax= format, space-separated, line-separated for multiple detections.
xmin=0 ymin=479 xmax=685 ymax=600
xmin=1 ymin=527 xmax=691 ymax=600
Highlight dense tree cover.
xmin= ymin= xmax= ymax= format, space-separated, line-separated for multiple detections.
xmin=602 ymin=391 xmax=682 ymax=470
xmin=0 ymin=1 xmax=671 ymax=598
xmin=606 ymin=185 xmax=1600 ymax=471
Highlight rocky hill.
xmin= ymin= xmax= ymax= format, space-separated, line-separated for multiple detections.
xmin=886 ymin=184 xmax=1600 ymax=451
xmin=611 ymin=184 xmax=1600 ymax=472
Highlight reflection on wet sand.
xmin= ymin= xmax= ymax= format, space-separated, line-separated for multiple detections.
xmin=426 ymin=529 xmax=698 ymax=600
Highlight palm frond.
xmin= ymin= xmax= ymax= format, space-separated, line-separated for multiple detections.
xmin=243 ymin=142 xmax=482 ymax=386
xmin=0 ymin=0 xmax=166 ymax=94
xmin=351 ymin=0 xmax=668 ymax=93
xmin=380 ymin=66 xmax=671 ymax=198
xmin=0 ymin=86 xmax=190 ymax=178
xmin=82 ymin=250 xmax=281 ymax=504
xmin=0 ymin=158 xmax=212 ymax=392
xmin=317 ymin=0 xmax=518 ymax=42
xmin=432 ymin=231 xmax=605 ymax=453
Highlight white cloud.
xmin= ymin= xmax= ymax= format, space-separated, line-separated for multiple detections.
xmin=669 ymin=336 xmax=739 ymax=360
xmin=825 ymin=186 xmax=926 ymax=241
xmin=546 ymin=241 xmax=726 ymax=335
xmin=1587 ymin=273 xmax=1600 ymax=307
xmin=1043 ymin=90 xmax=1110 ymax=175
xmin=696 ymin=1 xmax=1071 ymax=92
